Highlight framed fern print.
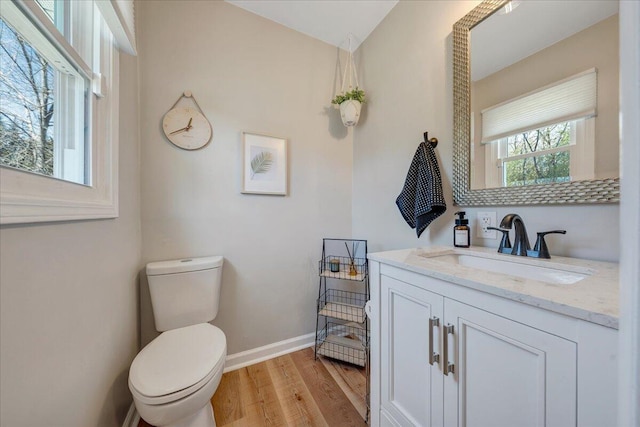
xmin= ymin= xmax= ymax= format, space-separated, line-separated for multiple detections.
xmin=242 ymin=132 xmax=288 ymax=195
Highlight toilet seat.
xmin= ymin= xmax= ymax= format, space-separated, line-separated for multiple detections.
xmin=129 ymin=323 xmax=226 ymax=405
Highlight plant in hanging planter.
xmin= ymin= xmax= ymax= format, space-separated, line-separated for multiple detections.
xmin=332 ymin=87 xmax=366 ymax=127
xmin=333 ymin=35 xmax=366 ymax=127
xmin=331 ymin=87 xmax=366 ymax=106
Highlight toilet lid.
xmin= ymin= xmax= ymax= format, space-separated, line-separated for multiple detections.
xmin=129 ymin=323 xmax=226 ymax=398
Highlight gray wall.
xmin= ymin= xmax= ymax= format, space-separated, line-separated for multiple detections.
xmin=137 ymin=1 xmax=353 ymax=352
xmin=353 ymin=0 xmax=619 ymax=262
xmin=0 ymin=54 xmax=141 ymax=426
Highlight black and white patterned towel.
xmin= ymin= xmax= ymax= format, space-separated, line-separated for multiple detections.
xmin=395 ymin=142 xmax=447 ymax=237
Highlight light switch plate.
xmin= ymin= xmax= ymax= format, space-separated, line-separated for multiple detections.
xmin=477 ymin=212 xmax=497 ymax=239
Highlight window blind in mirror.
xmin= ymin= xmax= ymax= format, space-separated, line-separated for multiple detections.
xmin=481 ymin=69 xmax=597 ymax=143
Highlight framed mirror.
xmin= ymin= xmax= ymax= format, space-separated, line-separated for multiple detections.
xmin=453 ymin=0 xmax=620 ymax=206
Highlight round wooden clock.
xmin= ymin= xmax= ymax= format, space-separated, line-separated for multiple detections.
xmin=162 ymin=91 xmax=212 ymax=150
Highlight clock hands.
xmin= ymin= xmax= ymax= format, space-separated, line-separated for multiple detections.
xmin=169 ymin=117 xmax=193 ymax=135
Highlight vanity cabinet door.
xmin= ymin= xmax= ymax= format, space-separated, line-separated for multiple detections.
xmin=442 ymin=299 xmax=577 ymax=427
xmin=380 ymin=275 xmax=444 ymax=426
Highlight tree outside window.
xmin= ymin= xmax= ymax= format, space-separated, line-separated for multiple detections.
xmin=502 ymin=122 xmax=572 ymax=187
xmin=0 ymin=18 xmax=55 ymax=177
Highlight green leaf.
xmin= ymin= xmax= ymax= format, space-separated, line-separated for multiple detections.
xmin=331 ymin=87 xmax=366 ymax=105
xmin=250 ymin=151 xmax=273 ymax=178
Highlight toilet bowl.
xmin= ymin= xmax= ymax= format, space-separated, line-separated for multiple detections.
xmin=129 ymin=323 xmax=226 ymax=427
xmin=129 ymin=256 xmax=226 ymax=427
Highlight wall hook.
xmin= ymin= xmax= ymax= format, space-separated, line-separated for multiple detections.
xmin=424 ymin=131 xmax=438 ymax=148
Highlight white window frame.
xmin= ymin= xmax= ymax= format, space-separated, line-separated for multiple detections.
xmin=479 ymin=69 xmax=598 ymax=189
xmin=484 ymin=118 xmax=595 ymax=188
xmin=0 ymin=0 xmax=124 ymax=224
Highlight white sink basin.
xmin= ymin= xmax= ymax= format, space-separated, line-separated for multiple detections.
xmin=420 ymin=251 xmax=594 ymax=285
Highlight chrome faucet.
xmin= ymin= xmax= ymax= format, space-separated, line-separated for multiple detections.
xmin=491 ymin=214 xmax=566 ymax=258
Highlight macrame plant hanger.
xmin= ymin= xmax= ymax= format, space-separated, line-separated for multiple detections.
xmin=340 ymin=35 xmax=360 ymax=96
xmin=336 ymin=34 xmax=363 ymax=127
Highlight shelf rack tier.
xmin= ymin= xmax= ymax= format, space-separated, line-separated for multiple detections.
xmin=316 ymin=321 xmax=367 ymax=367
xmin=318 ymin=288 xmax=367 ymax=323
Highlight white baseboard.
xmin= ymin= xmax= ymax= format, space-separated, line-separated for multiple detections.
xmin=123 ymin=332 xmax=316 ymax=427
xmin=123 ymin=402 xmax=140 ymax=427
xmin=224 ymin=332 xmax=315 ymax=372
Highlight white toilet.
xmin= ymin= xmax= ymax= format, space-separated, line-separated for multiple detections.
xmin=129 ymin=256 xmax=226 ymax=427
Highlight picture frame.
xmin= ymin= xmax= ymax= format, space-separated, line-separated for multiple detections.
xmin=242 ymin=132 xmax=288 ymax=195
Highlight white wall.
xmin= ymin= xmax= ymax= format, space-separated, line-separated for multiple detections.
xmin=137 ymin=1 xmax=353 ymax=352
xmin=618 ymin=1 xmax=640 ymax=424
xmin=353 ymin=0 xmax=619 ymax=262
xmin=0 ymin=53 xmax=141 ymax=426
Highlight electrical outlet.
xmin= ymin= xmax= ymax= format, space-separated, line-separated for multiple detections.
xmin=477 ymin=212 xmax=497 ymax=239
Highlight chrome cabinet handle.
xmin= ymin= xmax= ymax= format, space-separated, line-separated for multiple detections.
xmin=428 ymin=316 xmax=440 ymax=365
xmin=442 ymin=323 xmax=455 ymax=376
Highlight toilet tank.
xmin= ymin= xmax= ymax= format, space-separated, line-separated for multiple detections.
xmin=146 ymin=256 xmax=224 ymax=332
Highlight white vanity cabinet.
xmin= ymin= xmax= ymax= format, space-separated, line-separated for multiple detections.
xmin=442 ymin=298 xmax=576 ymax=427
xmin=380 ymin=275 xmax=444 ymax=426
xmin=370 ymin=258 xmax=618 ymax=427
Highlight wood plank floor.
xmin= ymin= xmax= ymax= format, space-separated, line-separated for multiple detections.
xmin=138 ymin=347 xmax=368 ymax=427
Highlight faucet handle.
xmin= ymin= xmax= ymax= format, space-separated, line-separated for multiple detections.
xmin=533 ymin=230 xmax=566 ymax=259
xmin=487 ymin=227 xmax=512 ymax=254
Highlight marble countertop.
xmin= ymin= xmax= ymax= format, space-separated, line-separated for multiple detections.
xmin=368 ymin=246 xmax=619 ymax=329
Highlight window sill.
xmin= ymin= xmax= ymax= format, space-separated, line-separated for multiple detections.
xmin=1 ymin=164 xmax=118 ymax=225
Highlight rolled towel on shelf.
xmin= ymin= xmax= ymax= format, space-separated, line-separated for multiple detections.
xmin=395 ymin=141 xmax=447 ymax=237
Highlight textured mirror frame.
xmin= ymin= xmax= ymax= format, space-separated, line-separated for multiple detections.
xmin=453 ymin=0 xmax=620 ymax=206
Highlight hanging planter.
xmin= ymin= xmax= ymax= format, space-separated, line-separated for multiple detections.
xmin=340 ymin=99 xmax=362 ymax=127
xmin=332 ymin=88 xmax=365 ymax=127
xmin=332 ymin=36 xmax=365 ymax=127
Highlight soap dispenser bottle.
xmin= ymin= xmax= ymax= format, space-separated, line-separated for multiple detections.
xmin=454 ymin=211 xmax=470 ymax=248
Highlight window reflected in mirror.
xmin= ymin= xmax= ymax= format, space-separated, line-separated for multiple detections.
xmin=480 ymin=119 xmax=595 ymax=188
